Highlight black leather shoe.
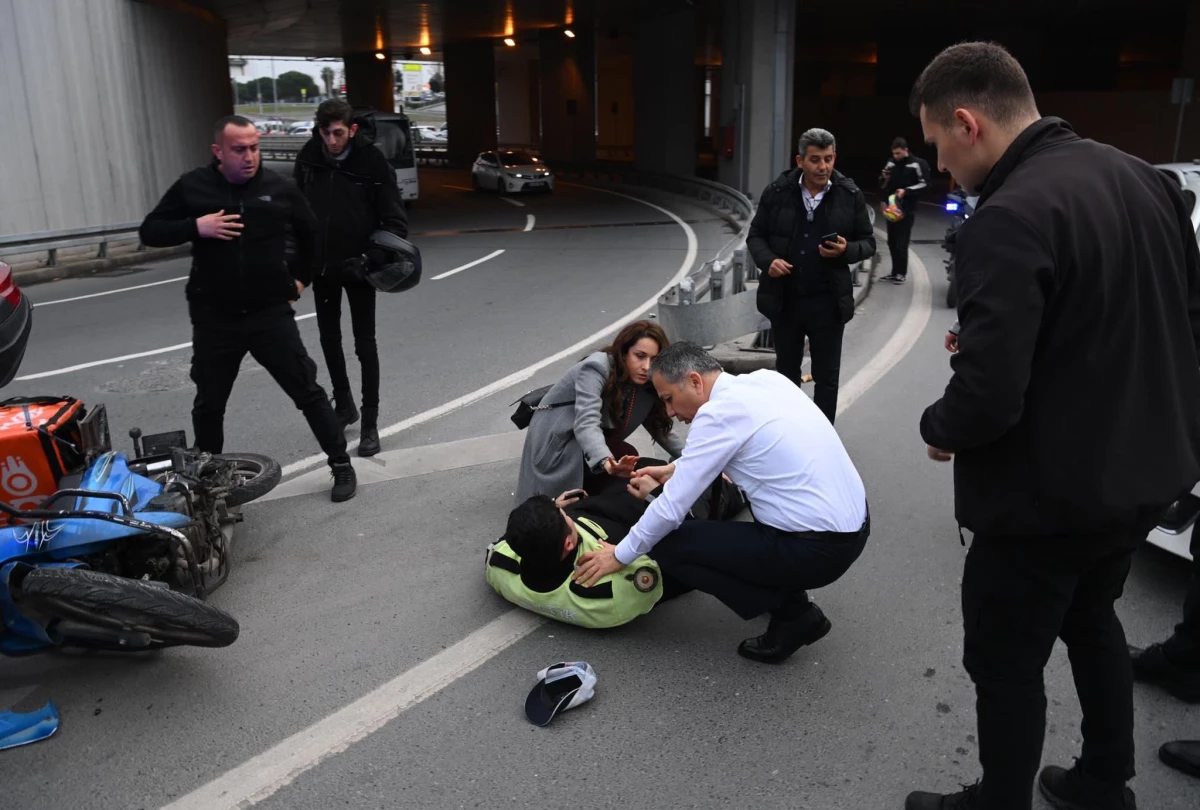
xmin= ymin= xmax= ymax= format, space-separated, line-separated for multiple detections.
xmin=1129 ymin=643 xmax=1200 ymax=702
xmin=904 ymin=783 xmax=979 ymax=809
xmin=358 ymin=408 xmax=380 ymax=457
xmin=1159 ymin=740 xmax=1200 ymax=779
xmin=333 ymin=391 xmax=359 ymax=428
xmin=1038 ymin=764 xmax=1136 ymax=810
xmin=737 ymin=603 xmax=831 ymax=664
xmin=330 ymin=461 xmax=357 ymax=503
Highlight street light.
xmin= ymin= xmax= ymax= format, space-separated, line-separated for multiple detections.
xmin=375 ymin=51 xmax=387 ymax=60
xmin=564 ymin=29 xmax=575 ymax=38
xmin=503 ymin=37 xmax=516 ymax=47
xmin=420 ymin=46 xmax=432 ymax=55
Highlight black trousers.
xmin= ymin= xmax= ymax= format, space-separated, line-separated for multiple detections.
xmin=314 ymin=274 xmax=379 ymax=410
xmin=962 ymin=527 xmax=1153 ymax=810
xmin=648 ymin=511 xmax=869 ymax=621
xmin=887 ymin=214 xmax=915 ymax=278
xmin=1162 ymin=528 xmax=1200 ymax=665
xmin=772 ymin=293 xmax=844 ymax=424
xmin=189 ymin=302 xmax=349 ymax=466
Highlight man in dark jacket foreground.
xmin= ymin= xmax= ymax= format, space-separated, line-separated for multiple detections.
xmin=906 ymin=43 xmax=1200 ymax=810
xmin=747 ymin=127 xmax=876 ymax=424
xmin=140 ymin=115 xmax=357 ymax=503
xmin=294 ymin=99 xmax=408 ymax=457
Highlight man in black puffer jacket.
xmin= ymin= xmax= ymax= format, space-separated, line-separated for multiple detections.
xmin=140 ymin=115 xmax=356 ymax=503
xmin=294 ymin=100 xmax=408 ymax=457
xmin=747 ymin=127 xmax=876 ymax=424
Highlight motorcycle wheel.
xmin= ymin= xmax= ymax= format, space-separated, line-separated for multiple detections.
xmin=214 ymin=452 xmax=282 ymax=508
xmin=16 ymin=568 xmax=239 ymax=648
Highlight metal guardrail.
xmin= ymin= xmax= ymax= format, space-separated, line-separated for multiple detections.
xmin=0 ymin=222 xmax=147 ymax=267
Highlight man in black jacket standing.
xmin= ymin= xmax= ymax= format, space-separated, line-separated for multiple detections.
xmin=906 ymin=43 xmax=1200 ymax=810
xmin=747 ymin=128 xmax=876 ymax=424
xmin=878 ymin=137 xmax=930 ymax=283
xmin=140 ymin=115 xmax=357 ymax=503
xmin=294 ymin=100 xmax=408 ymax=457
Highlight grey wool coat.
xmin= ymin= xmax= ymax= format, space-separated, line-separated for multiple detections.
xmin=515 ymin=351 xmax=686 ymax=503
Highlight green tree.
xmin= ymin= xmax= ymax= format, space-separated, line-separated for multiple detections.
xmin=428 ymin=71 xmax=444 ymax=94
xmin=274 ymin=71 xmax=319 ymax=102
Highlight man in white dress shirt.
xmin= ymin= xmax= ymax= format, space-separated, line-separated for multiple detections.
xmin=575 ymin=342 xmax=870 ymax=663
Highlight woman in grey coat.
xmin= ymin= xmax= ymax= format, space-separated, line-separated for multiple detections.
xmin=516 ymin=320 xmax=686 ymax=503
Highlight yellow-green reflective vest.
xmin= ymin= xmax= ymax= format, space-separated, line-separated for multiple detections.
xmin=485 ymin=516 xmax=663 ymax=628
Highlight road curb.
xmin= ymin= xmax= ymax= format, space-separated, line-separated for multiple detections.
xmin=10 ymin=245 xmax=189 ymax=287
xmin=711 ymin=252 xmax=882 ymax=375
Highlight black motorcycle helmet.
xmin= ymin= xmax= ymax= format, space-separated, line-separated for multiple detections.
xmin=0 ymin=261 xmax=32 ymax=387
xmin=360 ymin=230 xmax=422 ymax=293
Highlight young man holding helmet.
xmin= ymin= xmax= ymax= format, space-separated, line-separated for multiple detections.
xmin=295 ymin=99 xmax=409 ymax=458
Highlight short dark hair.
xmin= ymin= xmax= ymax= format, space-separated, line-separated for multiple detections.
xmin=213 ymin=114 xmax=255 ymax=142
xmin=651 ymin=341 xmax=723 ymax=385
xmin=503 ymin=495 xmax=570 ymax=570
xmin=909 ymin=41 xmax=1038 ymax=127
xmin=797 ymin=127 xmax=836 ymax=156
xmin=891 ymin=137 xmax=908 ymax=150
xmin=316 ymin=99 xmax=355 ymax=131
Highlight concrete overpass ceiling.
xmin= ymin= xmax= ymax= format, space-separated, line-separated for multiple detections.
xmin=198 ymin=0 xmax=700 ymax=56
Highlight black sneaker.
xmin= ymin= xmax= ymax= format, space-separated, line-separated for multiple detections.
xmin=330 ymin=461 xmax=357 ymax=502
xmin=905 ymin=783 xmax=979 ymax=809
xmin=358 ymin=407 xmax=380 ymax=457
xmin=1038 ymin=763 xmax=1136 ymax=810
xmin=1159 ymin=740 xmax=1200 ymax=778
xmin=891 ymin=275 xmax=908 ymax=284
xmin=1129 ymin=643 xmax=1200 ymax=702
xmin=333 ymin=393 xmax=360 ymax=428
xmin=880 ymin=273 xmax=899 ymax=282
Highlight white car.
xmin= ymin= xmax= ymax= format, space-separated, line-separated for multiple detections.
xmin=288 ymin=121 xmax=314 ymax=136
xmin=1146 ymin=168 xmax=1200 ymax=561
xmin=471 ymin=150 xmax=554 ymax=193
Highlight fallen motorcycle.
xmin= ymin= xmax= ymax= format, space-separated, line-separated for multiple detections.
xmin=0 ymin=399 xmax=280 ymax=657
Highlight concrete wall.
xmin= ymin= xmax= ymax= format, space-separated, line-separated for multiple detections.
xmin=539 ymin=25 xmax=596 ymax=164
xmin=0 ymin=0 xmax=230 ymax=236
xmin=444 ymin=39 xmax=498 ymax=164
xmin=793 ymin=90 xmax=1200 ymax=189
xmin=496 ymin=46 xmax=538 ymax=147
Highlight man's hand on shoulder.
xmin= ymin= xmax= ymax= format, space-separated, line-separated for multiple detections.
xmin=574 ymin=543 xmax=626 ymax=588
xmin=196 ymin=210 xmax=242 ymax=240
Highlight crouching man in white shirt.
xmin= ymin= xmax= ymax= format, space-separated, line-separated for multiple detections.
xmin=574 ymin=342 xmax=869 ymax=663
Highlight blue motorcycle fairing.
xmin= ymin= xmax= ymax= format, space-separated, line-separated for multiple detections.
xmin=0 ymin=701 xmax=59 ymax=751
xmin=0 ymin=511 xmax=192 ymax=567
xmin=75 ymin=452 xmax=162 ymax=514
xmin=0 ymin=561 xmax=87 ymax=652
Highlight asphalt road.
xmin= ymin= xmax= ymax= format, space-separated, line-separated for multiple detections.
xmin=0 ymin=178 xmax=1195 ymax=810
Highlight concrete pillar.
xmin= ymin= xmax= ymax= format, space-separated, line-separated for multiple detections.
xmin=1180 ymin=0 xmax=1200 ymax=161
xmin=340 ymin=0 xmax=395 ymax=111
xmin=597 ymin=23 xmax=635 ymax=162
xmin=444 ymin=39 xmax=498 ymax=164
xmin=539 ymin=21 xmax=596 ymax=165
xmin=716 ymin=0 xmax=795 ymax=199
xmin=343 ymin=54 xmax=394 ymax=111
xmin=496 ymin=44 xmax=538 ymax=148
xmin=634 ymin=9 xmax=696 ymax=175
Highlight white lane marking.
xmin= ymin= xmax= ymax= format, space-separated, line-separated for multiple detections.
xmin=14 ymin=314 xmax=317 ymax=381
xmin=430 ymin=249 xmax=506 ymax=281
xmin=442 ymin=184 xmax=474 ymax=191
xmin=156 ymin=610 xmax=544 ymax=810
xmin=34 ymin=276 xmax=188 ymax=307
xmin=280 ymin=184 xmax=700 ymax=478
xmin=499 ymin=197 xmax=525 ymax=207
xmin=836 ymin=234 xmax=932 ymax=417
xmin=164 ymin=231 xmax=933 ymax=810
xmin=523 ymin=214 xmax=535 ymax=232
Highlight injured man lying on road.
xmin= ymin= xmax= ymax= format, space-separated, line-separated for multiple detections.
xmin=485 ymin=476 xmax=742 ymax=628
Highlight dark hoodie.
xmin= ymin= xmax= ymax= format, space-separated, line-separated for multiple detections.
xmin=747 ymin=168 xmax=876 ymax=324
xmin=293 ymin=134 xmax=408 ymax=274
xmin=920 ymin=117 xmax=1200 ymax=536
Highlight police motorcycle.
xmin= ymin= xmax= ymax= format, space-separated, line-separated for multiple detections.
xmin=942 ymin=188 xmax=976 ymax=308
xmin=0 ymin=261 xmax=280 ymax=749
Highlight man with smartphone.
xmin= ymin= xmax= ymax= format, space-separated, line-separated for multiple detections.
xmin=748 ymin=128 xmax=876 ymax=424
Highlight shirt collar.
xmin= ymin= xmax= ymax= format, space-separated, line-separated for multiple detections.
xmin=800 ymin=178 xmax=833 ymax=197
